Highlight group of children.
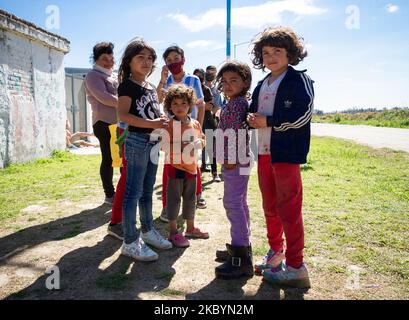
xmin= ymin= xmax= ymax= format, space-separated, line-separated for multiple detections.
xmin=101 ymin=26 xmax=314 ymax=289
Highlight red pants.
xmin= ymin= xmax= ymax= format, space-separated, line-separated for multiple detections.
xmin=162 ymin=164 xmax=202 ymax=208
xmin=111 ymin=128 xmax=126 ymax=225
xmin=257 ymin=155 xmax=304 ymax=268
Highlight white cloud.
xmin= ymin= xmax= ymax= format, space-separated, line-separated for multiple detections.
xmin=185 ymin=40 xmax=224 ymax=51
xmin=167 ymin=0 xmax=327 ymax=32
xmin=386 ymin=4 xmax=399 ymax=13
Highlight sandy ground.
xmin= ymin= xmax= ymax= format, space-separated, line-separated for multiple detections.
xmin=0 ymin=161 xmax=407 ymax=300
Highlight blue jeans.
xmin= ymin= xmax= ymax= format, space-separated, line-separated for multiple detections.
xmin=122 ymin=132 xmax=159 ymax=244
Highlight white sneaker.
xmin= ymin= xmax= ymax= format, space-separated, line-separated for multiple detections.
xmin=263 ymin=263 xmax=311 ymax=288
xmin=141 ymin=228 xmax=172 ymax=250
xmin=121 ymin=238 xmax=158 ymax=261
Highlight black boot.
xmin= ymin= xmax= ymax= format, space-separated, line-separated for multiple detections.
xmin=216 ymin=245 xmax=252 ymax=262
xmin=215 ymin=244 xmax=254 ymax=279
xmin=215 ymin=249 xmax=229 ymax=262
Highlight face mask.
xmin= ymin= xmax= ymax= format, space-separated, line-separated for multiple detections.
xmin=167 ymin=58 xmax=185 ymax=75
xmin=205 ymin=73 xmax=215 ymax=82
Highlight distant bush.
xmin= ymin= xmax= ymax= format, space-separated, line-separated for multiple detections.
xmin=312 ymin=108 xmax=409 ymax=128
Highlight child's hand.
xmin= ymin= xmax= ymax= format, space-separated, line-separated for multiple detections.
xmin=151 ymin=118 xmax=169 ymax=129
xmin=160 ymin=65 xmax=169 ymax=83
xmin=247 ymin=113 xmax=256 ymax=127
xmin=193 ymin=139 xmax=204 ymax=150
xmin=248 ymin=113 xmax=267 ymax=128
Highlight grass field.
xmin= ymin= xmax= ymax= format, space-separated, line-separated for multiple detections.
xmin=248 ymin=138 xmax=409 ymax=289
xmin=0 ymin=150 xmax=101 ymax=222
xmin=312 ymin=109 xmax=409 ymax=128
xmin=0 ymin=138 xmax=408 ymax=297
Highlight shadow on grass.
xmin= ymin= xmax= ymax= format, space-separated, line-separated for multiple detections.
xmin=253 ymin=280 xmax=309 ymax=300
xmin=0 ymin=204 xmax=111 ymax=261
xmin=1 ymin=200 xmax=187 ymax=299
xmin=1 ymin=202 xmax=309 ymax=300
xmin=185 ymin=276 xmax=258 ymax=300
xmin=185 ymin=271 xmax=308 ymax=300
xmin=6 ymin=223 xmax=186 ymax=300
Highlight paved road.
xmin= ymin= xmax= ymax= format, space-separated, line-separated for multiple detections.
xmin=311 ymin=123 xmax=409 ymax=153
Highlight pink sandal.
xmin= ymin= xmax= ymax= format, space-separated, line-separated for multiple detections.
xmin=168 ymin=233 xmax=190 ymax=248
xmin=185 ymin=227 xmax=209 ymax=239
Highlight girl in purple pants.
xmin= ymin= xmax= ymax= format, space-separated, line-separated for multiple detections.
xmin=214 ymin=61 xmax=253 ymax=279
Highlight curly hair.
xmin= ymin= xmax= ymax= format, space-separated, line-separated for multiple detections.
xmin=251 ymin=26 xmax=307 ymax=70
xmin=163 ymin=85 xmax=197 ymax=115
xmin=215 ymin=60 xmax=252 ymax=97
xmin=91 ymin=42 xmax=114 ymax=62
xmin=117 ymin=38 xmax=157 ymax=83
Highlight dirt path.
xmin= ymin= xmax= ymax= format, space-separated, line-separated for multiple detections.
xmin=0 ymin=159 xmax=406 ymax=300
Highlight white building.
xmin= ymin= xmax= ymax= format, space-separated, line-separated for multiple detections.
xmin=65 ymin=67 xmax=92 ymax=135
xmin=0 ymin=9 xmax=70 ymax=168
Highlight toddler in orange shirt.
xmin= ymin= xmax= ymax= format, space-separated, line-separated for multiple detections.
xmin=161 ymin=84 xmax=209 ymax=248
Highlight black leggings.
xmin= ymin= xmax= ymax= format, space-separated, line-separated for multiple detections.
xmin=93 ymin=121 xmax=115 ymax=198
xmin=201 ymin=136 xmax=217 ymax=174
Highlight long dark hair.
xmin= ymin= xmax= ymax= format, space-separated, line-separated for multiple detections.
xmin=215 ymin=61 xmax=252 ymax=97
xmin=118 ymin=39 xmax=157 ymax=83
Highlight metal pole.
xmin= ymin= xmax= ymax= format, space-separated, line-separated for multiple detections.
xmin=226 ymin=0 xmax=231 ymax=60
xmin=70 ymin=74 xmax=76 ymax=133
xmin=83 ymin=80 xmax=87 ymax=136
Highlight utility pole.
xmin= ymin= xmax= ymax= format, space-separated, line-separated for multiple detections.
xmin=226 ymin=0 xmax=231 ymax=60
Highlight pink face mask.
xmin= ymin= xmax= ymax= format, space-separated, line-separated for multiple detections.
xmin=167 ymin=58 xmax=185 ymax=75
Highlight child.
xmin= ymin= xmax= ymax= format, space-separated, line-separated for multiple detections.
xmin=161 ymin=85 xmax=209 ymax=247
xmin=117 ymin=39 xmax=172 ymax=262
xmin=247 ymin=26 xmax=313 ymax=288
xmin=106 ymin=120 xmax=127 ymax=240
xmin=214 ymin=61 xmax=253 ymax=279
xmin=157 ymin=46 xmax=207 ymax=224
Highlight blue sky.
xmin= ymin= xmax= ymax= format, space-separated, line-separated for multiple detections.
xmin=1 ymin=0 xmax=408 ymax=112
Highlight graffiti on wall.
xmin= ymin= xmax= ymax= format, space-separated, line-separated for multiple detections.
xmin=7 ymin=71 xmax=34 ymax=102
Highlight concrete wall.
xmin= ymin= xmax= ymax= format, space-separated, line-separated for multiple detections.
xmin=0 ymin=10 xmax=70 ymax=168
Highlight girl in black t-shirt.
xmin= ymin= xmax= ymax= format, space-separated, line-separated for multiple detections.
xmin=117 ymin=39 xmax=172 ymax=261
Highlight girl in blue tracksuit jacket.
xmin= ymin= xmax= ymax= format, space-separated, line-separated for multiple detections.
xmin=247 ymin=26 xmax=314 ymax=289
